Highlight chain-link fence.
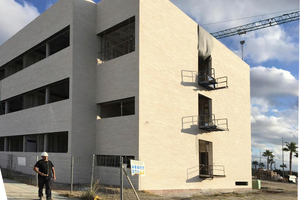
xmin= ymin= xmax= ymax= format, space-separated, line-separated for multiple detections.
xmin=0 ymin=153 xmax=139 ymax=197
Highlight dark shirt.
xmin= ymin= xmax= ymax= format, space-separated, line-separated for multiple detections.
xmin=34 ymin=159 xmax=54 ymax=177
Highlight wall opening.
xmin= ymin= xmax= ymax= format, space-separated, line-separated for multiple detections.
xmin=98 ymin=97 xmax=135 ymax=119
xmin=49 ymin=80 xmax=69 ymax=103
xmin=25 ymin=134 xmax=44 ymax=152
xmin=99 ymin=16 xmax=135 ymax=62
xmin=5 ymin=58 xmax=23 ymax=77
xmin=0 ymin=68 xmax=5 ymax=81
xmin=7 ymin=136 xmax=23 ymax=152
xmin=46 ymin=132 xmax=68 ymax=153
xmin=199 ymin=139 xmax=213 ymax=176
xmin=24 ymin=89 xmax=46 ymax=109
xmin=25 ymin=45 xmax=46 ymax=68
xmin=0 ymin=102 xmax=5 ymax=115
xmin=235 ymin=181 xmax=248 ymax=186
xmin=0 ymin=137 xmax=4 ymax=151
xmin=48 ymin=29 xmax=70 ymax=56
xmin=8 ymin=96 xmax=24 ymax=113
xmin=96 ymin=155 xmax=134 ymax=168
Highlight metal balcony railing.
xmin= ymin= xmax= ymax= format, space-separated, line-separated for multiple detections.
xmin=199 ymin=164 xmax=226 ymax=179
xmin=198 ymin=114 xmax=228 ymax=131
xmin=198 ymin=68 xmax=228 ymax=90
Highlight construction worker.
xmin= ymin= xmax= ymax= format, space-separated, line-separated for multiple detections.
xmin=33 ymin=152 xmax=56 ymax=200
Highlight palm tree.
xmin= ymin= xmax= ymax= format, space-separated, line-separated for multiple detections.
xmin=259 ymin=162 xmax=265 ymax=168
xmin=294 ymin=152 xmax=298 ymax=158
xmin=269 ymin=159 xmax=275 ymax=170
xmin=283 ymin=142 xmax=298 ymax=175
xmin=252 ymin=160 xmax=259 ymax=171
xmin=262 ymin=150 xmax=274 ymax=171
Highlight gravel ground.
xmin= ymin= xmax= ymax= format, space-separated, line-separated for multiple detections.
xmin=56 ymin=180 xmax=298 ymax=200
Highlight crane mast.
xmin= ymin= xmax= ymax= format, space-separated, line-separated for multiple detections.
xmin=210 ymin=11 xmax=299 ymax=39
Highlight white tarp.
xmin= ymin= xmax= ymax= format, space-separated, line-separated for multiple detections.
xmin=198 ymin=25 xmax=214 ymax=60
xmin=0 ymin=168 xmax=7 ymax=200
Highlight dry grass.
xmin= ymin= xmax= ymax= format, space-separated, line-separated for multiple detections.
xmin=55 ymin=180 xmax=298 ymax=200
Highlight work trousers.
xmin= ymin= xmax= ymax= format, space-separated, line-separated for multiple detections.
xmin=38 ymin=176 xmax=52 ymax=198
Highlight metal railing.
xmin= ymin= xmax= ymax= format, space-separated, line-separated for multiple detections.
xmin=198 ymin=114 xmax=228 ymax=131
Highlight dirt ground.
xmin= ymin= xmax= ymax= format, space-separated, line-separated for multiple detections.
xmin=55 ymin=180 xmax=298 ymax=200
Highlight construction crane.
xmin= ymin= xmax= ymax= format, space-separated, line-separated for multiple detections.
xmin=210 ymin=11 xmax=299 ymax=39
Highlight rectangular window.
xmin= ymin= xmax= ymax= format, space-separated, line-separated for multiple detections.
xmin=99 ymin=97 xmax=135 ymax=119
xmin=96 ymin=155 xmax=134 ymax=168
xmin=0 ymin=102 xmax=5 ymax=115
xmin=48 ymin=29 xmax=70 ymax=56
xmin=49 ymin=80 xmax=69 ymax=103
xmin=24 ymin=89 xmax=46 ymax=109
xmin=99 ymin=16 xmax=135 ymax=62
xmin=8 ymin=96 xmax=24 ymax=113
xmin=5 ymin=58 xmax=23 ymax=77
xmin=8 ymin=136 xmax=23 ymax=152
xmin=0 ymin=68 xmax=5 ymax=81
xmin=25 ymin=45 xmax=46 ymax=68
xmin=25 ymin=134 xmax=44 ymax=152
xmin=0 ymin=137 xmax=4 ymax=151
xmin=47 ymin=132 xmax=68 ymax=153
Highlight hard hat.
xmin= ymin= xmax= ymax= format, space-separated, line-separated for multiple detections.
xmin=41 ymin=152 xmax=49 ymax=157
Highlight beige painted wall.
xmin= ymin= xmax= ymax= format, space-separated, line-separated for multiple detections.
xmin=139 ymin=0 xmax=251 ymax=190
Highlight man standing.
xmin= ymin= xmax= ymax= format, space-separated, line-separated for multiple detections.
xmin=33 ymin=152 xmax=56 ymax=200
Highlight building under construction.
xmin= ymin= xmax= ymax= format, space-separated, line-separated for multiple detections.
xmin=0 ymin=0 xmax=251 ymax=192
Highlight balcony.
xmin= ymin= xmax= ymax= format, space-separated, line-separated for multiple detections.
xmin=198 ymin=114 xmax=228 ymax=131
xmin=198 ymin=68 xmax=228 ymax=90
xmin=199 ymin=164 xmax=226 ymax=179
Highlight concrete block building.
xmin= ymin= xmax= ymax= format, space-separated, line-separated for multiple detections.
xmin=0 ymin=0 xmax=251 ymax=192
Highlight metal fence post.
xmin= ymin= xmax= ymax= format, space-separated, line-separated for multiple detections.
xmin=120 ymin=156 xmax=123 ymax=200
xmin=70 ymin=156 xmax=74 ymax=193
xmin=36 ymin=156 xmax=38 ymax=187
xmin=90 ymin=154 xmax=95 ymax=190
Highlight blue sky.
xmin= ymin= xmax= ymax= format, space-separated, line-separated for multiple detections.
xmin=0 ymin=0 xmax=298 ymax=172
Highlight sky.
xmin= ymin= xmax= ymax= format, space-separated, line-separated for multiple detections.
xmin=0 ymin=0 xmax=298 ymax=172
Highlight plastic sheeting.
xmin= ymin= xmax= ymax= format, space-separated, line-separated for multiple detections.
xmin=198 ymin=25 xmax=214 ymax=60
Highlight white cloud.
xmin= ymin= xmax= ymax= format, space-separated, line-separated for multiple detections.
xmin=0 ymin=0 xmax=40 ymax=45
xmin=171 ymin=0 xmax=299 ymax=32
xmin=171 ymin=0 xmax=299 ymax=63
xmin=243 ymin=26 xmax=299 ymax=63
xmin=250 ymin=66 xmax=298 ymax=98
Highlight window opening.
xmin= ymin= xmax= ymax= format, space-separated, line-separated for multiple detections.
xmin=199 ymin=140 xmax=213 ymax=177
xmin=0 ymin=137 xmax=4 ymax=151
xmin=24 ymin=89 xmax=46 ymax=109
xmin=8 ymin=136 xmax=23 ymax=152
xmin=25 ymin=45 xmax=46 ymax=68
xmin=8 ymin=96 xmax=24 ymax=113
xmin=198 ymin=94 xmax=228 ymax=131
xmin=98 ymin=97 xmax=135 ymax=119
xmin=99 ymin=16 xmax=135 ymax=62
xmin=96 ymin=155 xmax=134 ymax=168
xmin=48 ymin=29 xmax=70 ymax=56
xmin=198 ymin=94 xmax=212 ymax=127
xmin=49 ymin=80 xmax=69 ymax=103
xmin=0 ymin=102 xmax=5 ymax=115
xmin=5 ymin=58 xmax=23 ymax=77
xmin=46 ymin=132 xmax=68 ymax=153
xmin=0 ymin=68 xmax=5 ymax=81
xmin=25 ymin=134 xmax=44 ymax=152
